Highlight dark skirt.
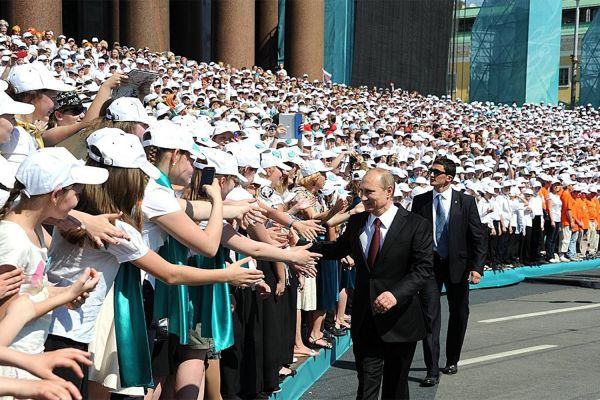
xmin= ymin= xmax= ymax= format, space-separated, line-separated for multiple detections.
xmin=340 ymin=264 xmax=356 ymax=290
xmin=316 ymin=259 xmax=340 ymax=311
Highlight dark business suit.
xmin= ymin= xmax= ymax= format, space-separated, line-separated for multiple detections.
xmin=412 ymin=190 xmax=486 ymax=376
xmin=311 ymin=205 xmax=433 ymax=400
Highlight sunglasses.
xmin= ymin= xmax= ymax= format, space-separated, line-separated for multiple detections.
xmin=429 ymin=168 xmax=446 ymax=176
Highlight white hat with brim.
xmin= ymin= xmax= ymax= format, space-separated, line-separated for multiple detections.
xmin=9 ymin=62 xmax=75 ymax=93
xmin=0 ymin=90 xmax=34 ymax=115
xmin=106 ymin=97 xmax=153 ymax=125
xmin=143 ymin=120 xmax=202 ymax=159
xmin=87 ymin=128 xmax=161 ymax=180
xmin=300 ymin=159 xmax=331 ymax=177
xmin=16 ymin=147 xmax=108 ymax=197
xmin=195 ymin=147 xmax=247 ymax=183
xmin=261 ymin=154 xmax=291 ymax=171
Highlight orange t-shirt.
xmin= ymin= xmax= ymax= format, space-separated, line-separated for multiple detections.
xmin=560 ymin=190 xmax=574 ymax=227
xmin=539 ymin=187 xmax=549 ymax=211
xmin=576 ymin=197 xmax=590 ymax=230
xmin=586 ymin=198 xmax=596 ymax=223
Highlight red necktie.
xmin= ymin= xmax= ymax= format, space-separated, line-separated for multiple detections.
xmin=367 ymin=218 xmax=382 ymax=269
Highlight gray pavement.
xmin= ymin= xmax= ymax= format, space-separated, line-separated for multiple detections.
xmin=302 ymin=279 xmax=600 ymax=400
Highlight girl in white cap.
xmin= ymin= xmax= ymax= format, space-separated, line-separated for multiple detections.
xmin=3 ymin=63 xmax=74 ymax=155
xmin=42 ymin=128 xmax=264 ymax=399
xmin=142 ymin=129 xmax=320 ymax=399
xmin=0 ymin=147 xmax=106 ymax=387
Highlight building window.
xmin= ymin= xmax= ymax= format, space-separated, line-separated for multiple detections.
xmin=559 ymin=67 xmax=570 ymax=87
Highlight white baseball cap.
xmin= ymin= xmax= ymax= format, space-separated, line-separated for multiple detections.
xmin=190 ymin=121 xmax=218 ymax=148
xmin=212 ymin=121 xmax=239 ymax=137
xmin=261 ymin=153 xmax=291 ymax=171
xmin=0 ymin=90 xmax=34 ymax=115
xmin=142 ymin=120 xmax=202 ymax=158
xmin=195 ymin=148 xmax=247 ymax=182
xmin=16 ymin=147 xmax=108 ymax=197
xmin=106 ymin=97 xmax=152 ymax=125
xmin=300 ymin=159 xmax=331 ymax=177
xmin=8 ymin=62 xmax=75 ymax=93
xmin=86 ymin=128 xmax=161 ymax=180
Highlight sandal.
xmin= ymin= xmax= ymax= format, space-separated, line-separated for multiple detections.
xmin=308 ymin=336 xmax=333 ymax=349
xmin=293 ymin=349 xmax=319 ymax=358
xmin=279 ymin=367 xmax=297 ymax=379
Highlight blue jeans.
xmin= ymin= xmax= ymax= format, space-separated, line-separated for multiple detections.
xmin=567 ymin=230 xmax=579 ymax=258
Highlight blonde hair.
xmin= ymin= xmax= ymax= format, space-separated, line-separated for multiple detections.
xmin=62 ymin=160 xmax=146 ymax=245
xmin=297 ymin=173 xmax=321 ymax=191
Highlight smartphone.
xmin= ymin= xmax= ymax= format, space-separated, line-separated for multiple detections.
xmin=197 ymin=167 xmax=216 ymax=198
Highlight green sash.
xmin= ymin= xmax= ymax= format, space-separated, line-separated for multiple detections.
xmin=188 ymin=247 xmax=234 ymax=352
xmin=113 ymin=262 xmax=152 ymax=388
xmin=151 ymin=171 xmax=194 ymax=344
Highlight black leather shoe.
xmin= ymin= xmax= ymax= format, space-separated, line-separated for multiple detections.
xmin=420 ymin=375 xmax=439 ymax=387
xmin=441 ymin=364 xmax=458 ymax=375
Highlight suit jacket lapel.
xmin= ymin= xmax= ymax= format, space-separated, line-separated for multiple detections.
xmin=378 ymin=206 xmax=408 ymax=260
xmin=353 ymin=212 xmax=370 ymax=271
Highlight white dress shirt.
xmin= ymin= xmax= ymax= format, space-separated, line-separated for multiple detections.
xmin=360 ymin=205 xmax=398 ymax=258
xmin=432 ymin=189 xmax=452 ymax=249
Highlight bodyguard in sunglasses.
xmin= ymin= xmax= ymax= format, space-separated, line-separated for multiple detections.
xmin=411 ymin=157 xmax=487 ymax=387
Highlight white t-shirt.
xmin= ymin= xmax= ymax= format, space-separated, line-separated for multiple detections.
xmin=0 ymin=220 xmax=49 ymax=355
xmin=0 ymin=126 xmax=37 ymax=176
xmin=141 ymin=179 xmax=181 ymax=252
xmin=0 ymin=155 xmax=14 ymax=208
xmin=47 ymin=220 xmax=149 ymax=344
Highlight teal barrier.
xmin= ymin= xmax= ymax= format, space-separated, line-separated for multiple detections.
xmin=271 ymin=332 xmax=352 ymax=400
xmin=472 ymin=258 xmax=600 ymax=290
xmin=270 ymin=259 xmax=600 ymax=399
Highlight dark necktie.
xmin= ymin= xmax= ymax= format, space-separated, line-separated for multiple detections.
xmin=367 ymin=218 xmax=382 ymax=269
xmin=435 ymin=194 xmax=449 ymax=258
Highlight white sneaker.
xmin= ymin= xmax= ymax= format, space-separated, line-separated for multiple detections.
xmin=559 ymin=255 xmax=570 ymax=262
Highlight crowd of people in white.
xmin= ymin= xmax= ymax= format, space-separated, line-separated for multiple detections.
xmin=0 ymin=20 xmax=599 ymax=400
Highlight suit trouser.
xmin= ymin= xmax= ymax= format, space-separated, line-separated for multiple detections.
xmin=353 ymin=313 xmax=417 ymax=400
xmin=420 ymin=256 xmax=470 ymax=375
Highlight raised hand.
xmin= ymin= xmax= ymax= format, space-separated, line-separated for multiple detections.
xmin=0 ymin=268 xmax=24 ymax=300
xmin=225 ymin=257 xmax=264 ymax=287
xmin=25 ymin=349 xmax=92 ymax=380
xmin=82 ymin=212 xmax=131 ymax=248
xmin=66 ymin=268 xmax=100 ymax=310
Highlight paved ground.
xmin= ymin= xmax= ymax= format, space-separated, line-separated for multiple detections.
xmin=302 ymin=278 xmax=600 ymax=400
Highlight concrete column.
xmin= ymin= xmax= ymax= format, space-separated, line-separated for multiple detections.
xmin=7 ymin=0 xmax=62 ymax=35
xmin=285 ymin=0 xmax=324 ymax=80
xmin=213 ymin=0 xmax=255 ymax=68
xmin=256 ymin=0 xmax=279 ymax=70
xmin=120 ymin=0 xmax=169 ymax=51
xmin=111 ymin=0 xmax=120 ymax=45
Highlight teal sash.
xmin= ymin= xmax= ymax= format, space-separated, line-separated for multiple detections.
xmin=113 ymin=265 xmax=153 ymax=388
xmin=188 ymin=247 xmax=234 ymax=352
xmin=152 ymin=171 xmax=194 ymax=344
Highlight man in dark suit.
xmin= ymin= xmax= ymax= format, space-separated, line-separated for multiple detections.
xmin=411 ymin=157 xmax=486 ymax=387
xmin=310 ymin=168 xmax=433 ymax=400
